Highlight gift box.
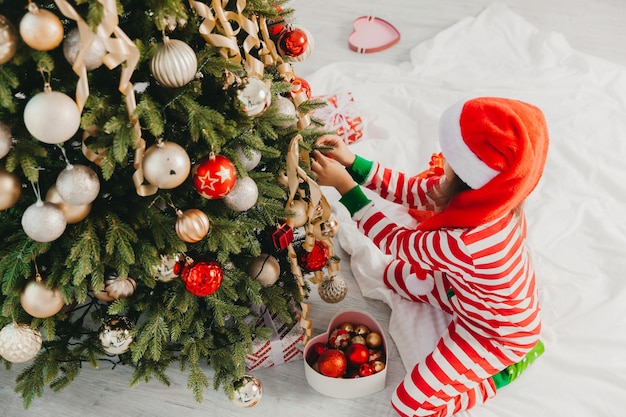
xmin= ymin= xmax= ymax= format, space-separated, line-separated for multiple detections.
xmin=313 ymin=92 xmax=364 ymax=144
xmin=303 ymin=309 xmax=388 ymax=398
xmin=245 ymin=304 xmax=305 ymax=371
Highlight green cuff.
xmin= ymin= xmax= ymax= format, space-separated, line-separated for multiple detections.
xmin=347 ymin=155 xmax=374 ymax=184
xmin=339 ymin=185 xmax=372 ymax=216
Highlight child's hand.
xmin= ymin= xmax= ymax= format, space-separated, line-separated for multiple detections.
xmin=314 ymin=134 xmax=356 ymax=167
xmin=311 ymin=150 xmax=356 ymax=195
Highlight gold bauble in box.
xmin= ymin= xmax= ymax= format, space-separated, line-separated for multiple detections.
xmin=20 ymin=275 xmax=65 ymax=319
xmin=142 ymin=141 xmax=191 ymax=189
xmin=23 ymin=90 xmax=81 ymax=145
xmin=150 ymin=37 xmax=198 ymax=88
xmin=175 ymin=208 xmax=210 ymax=243
xmin=45 ymin=184 xmax=92 ymax=224
xmin=19 ymin=4 xmax=64 ymax=51
xmin=0 ymin=15 xmax=18 ymax=65
xmin=0 ymin=166 xmax=21 ymax=210
xmin=0 ymin=323 xmax=42 ymax=363
xmin=248 ymin=254 xmax=280 ymax=286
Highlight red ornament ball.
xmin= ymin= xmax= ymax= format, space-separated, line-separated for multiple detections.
xmin=278 ymin=27 xmax=308 ymax=57
xmin=297 ymin=240 xmax=329 ymax=273
xmin=345 ymin=343 xmax=370 ymax=367
xmin=317 ymin=349 xmax=347 ymax=378
xmin=268 ymin=6 xmax=285 ymax=37
xmin=181 ymin=260 xmax=223 ymax=297
xmin=358 ymin=362 xmax=374 ymax=377
xmin=192 ymin=153 xmax=237 ymax=199
xmin=306 ymin=342 xmax=328 ymax=365
xmin=290 ymin=77 xmax=311 ymax=99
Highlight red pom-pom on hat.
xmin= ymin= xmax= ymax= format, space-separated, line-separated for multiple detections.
xmin=419 ymin=97 xmax=549 ymax=230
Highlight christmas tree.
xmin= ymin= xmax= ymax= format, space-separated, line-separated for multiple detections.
xmin=0 ymin=0 xmax=341 ymax=407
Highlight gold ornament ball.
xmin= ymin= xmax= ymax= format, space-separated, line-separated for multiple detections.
xmin=150 ymin=37 xmax=198 ymax=88
xmin=0 ymin=121 xmax=13 ymax=159
xmin=19 ymin=4 xmax=64 ymax=51
xmin=104 ymin=271 xmax=137 ymax=300
xmin=0 ymin=15 xmax=18 ymax=65
xmin=231 ymin=374 xmax=263 ymax=408
xmin=0 ymin=323 xmax=42 ymax=363
xmin=56 ymin=164 xmax=100 ymax=206
xmin=318 ymin=275 xmax=348 ymax=304
xmin=351 ymin=335 xmax=366 ymax=345
xmin=20 ymin=277 xmax=65 ymax=318
xmin=354 ymin=324 xmax=370 ymax=336
xmin=63 ymin=28 xmax=107 ymax=71
xmin=24 ymin=90 xmax=81 ymax=144
xmin=142 ymin=141 xmax=191 ymax=189
xmin=366 ymin=331 xmax=383 ymax=349
xmin=21 ymin=200 xmax=67 ymax=242
xmin=0 ymin=166 xmax=21 ymax=210
xmin=45 ymin=184 xmax=91 ymax=224
xmin=285 ymin=199 xmax=308 ymax=228
xmin=337 ymin=321 xmax=354 ymax=333
xmin=175 ymin=209 xmax=210 ymax=243
xmin=248 ymin=254 xmax=280 ymax=286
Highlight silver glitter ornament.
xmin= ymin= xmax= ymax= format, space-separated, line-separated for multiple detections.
xmin=230 ymin=374 xmax=263 ymax=408
xmin=0 ymin=323 xmax=42 ymax=363
xmin=318 ymin=274 xmax=348 ymax=304
xmin=223 ymin=177 xmax=258 ymax=212
xmin=63 ymin=28 xmax=106 ymax=71
xmin=56 ymin=164 xmax=100 ymax=205
xmin=235 ymin=146 xmax=262 ymax=171
xmin=21 ymin=200 xmax=67 ymax=242
xmin=270 ymin=95 xmax=297 ymax=128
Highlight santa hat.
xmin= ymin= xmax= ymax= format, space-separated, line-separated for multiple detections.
xmin=418 ymin=97 xmax=549 ymax=230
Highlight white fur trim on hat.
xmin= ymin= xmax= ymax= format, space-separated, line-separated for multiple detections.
xmin=439 ymin=100 xmax=500 ymax=189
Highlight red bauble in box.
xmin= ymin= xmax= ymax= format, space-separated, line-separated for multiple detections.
xmin=345 ymin=343 xmax=370 ymax=368
xmin=306 ymin=342 xmax=328 ymax=365
xmin=297 ymin=240 xmax=329 ymax=273
xmin=181 ymin=260 xmax=223 ymax=297
xmin=317 ymin=349 xmax=347 ymax=378
xmin=278 ymin=27 xmax=308 ymax=57
xmin=192 ymin=153 xmax=237 ymax=199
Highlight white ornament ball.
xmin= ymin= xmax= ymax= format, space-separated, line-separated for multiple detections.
xmin=150 ymin=37 xmax=198 ymax=88
xmin=248 ymin=254 xmax=280 ymax=286
xmin=56 ymin=164 xmax=100 ymax=205
xmin=237 ymin=78 xmax=271 ymax=117
xmin=99 ymin=316 xmax=134 ymax=355
xmin=235 ymin=146 xmax=262 ymax=171
xmin=19 ymin=5 xmax=64 ymax=51
xmin=231 ymin=374 xmax=263 ymax=408
xmin=63 ymin=28 xmax=107 ymax=71
xmin=20 ymin=277 xmax=65 ymax=318
xmin=24 ymin=90 xmax=81 ymax=144
xmin=0 ymin=323 xmax=42 ymax=363
xmin=21 ymin=200 xmax=67 ymax=242
xmin=270 ymin=96 xmax=297 ymax=128
xmin=0 ymin=122 xmax=12 ymax=159
xmin=142 ymin=141 xmax=191 ymax=189
xmin=223 ymin=176 xmax=258 ymax=212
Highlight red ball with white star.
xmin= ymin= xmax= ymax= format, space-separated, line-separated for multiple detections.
xmin=192 ymin=153 xmax=237 ymax=199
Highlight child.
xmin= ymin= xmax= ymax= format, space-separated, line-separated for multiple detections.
xmin=311 ymin=97 xmax=549 ymax=417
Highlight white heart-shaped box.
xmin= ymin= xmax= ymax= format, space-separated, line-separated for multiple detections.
xmin=303 ymin=309 xmax=388 ymax=398
xmin=348 ymin=16 xmax=400 ymax=54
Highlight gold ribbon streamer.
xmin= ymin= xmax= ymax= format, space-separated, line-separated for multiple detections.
xmin=53 ymin=0 xmax=91 ymax=113
xmin=95 ymin=0 xmax=156 ymax=196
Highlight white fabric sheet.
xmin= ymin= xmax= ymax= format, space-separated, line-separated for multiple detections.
xmin=306 ymin=3 xmax=626 ymax=416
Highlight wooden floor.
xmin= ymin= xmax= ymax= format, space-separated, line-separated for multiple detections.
xmin=2 ymin=1 xmax=625 ymax=416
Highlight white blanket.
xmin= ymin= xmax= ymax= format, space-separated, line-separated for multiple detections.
xmin=306 ymin=3 xmax=626 ymax=416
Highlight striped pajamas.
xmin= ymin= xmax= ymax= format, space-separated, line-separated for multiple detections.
xmin=353 ymin=162 xmax=541 ymax=417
